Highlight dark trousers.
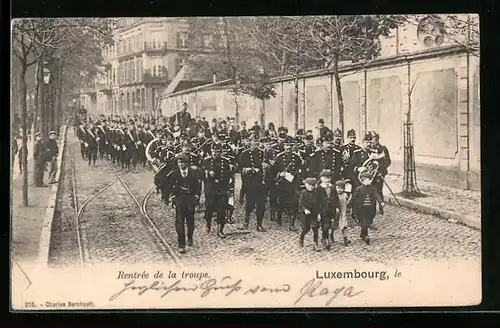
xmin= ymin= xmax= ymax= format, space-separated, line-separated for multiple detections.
xmin=300 ymin=214 xmax=319 ymax=242
xmin=357 ymin=207 xmax=376 ymax=238
xmin=80 ymin=142 xmax=86 ymax=159
xmin=34 ymin=162 xmax=44 ymax=186
xmin=174 ymin=196 xmax=196 ymax=248
xmin=204 ymin=191 xmax=228 ymax=229
xmin=86 ymin=146 xmax=97 ymax=165
xmin=372 ymin=175 xmax=385 ymax=202
xmin=245 ymin=187 xmax=266 ymax=226
xmin=239 ymin=183 xmax=247 ymax=203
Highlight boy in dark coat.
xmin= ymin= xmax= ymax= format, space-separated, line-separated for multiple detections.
xmin=351 ymin=171 xmax=385 ymax=245
xmin=316 ymin=169 xmax=340 ymax=250
xmin=298 ymin=177 xmax=322 ymax=252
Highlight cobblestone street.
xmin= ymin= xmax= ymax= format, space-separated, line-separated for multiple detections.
xmin=51 ymin=136 xmax=481 ymax=267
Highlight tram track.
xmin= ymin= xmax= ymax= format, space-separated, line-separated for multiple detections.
xmin=69 ymin=142 xmax=183 ymax=268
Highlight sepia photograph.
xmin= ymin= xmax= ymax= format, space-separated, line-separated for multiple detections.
xmin=11 ymin=15 xmax=481 ymax=310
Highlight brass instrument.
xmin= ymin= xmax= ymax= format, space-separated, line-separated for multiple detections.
xmin=357 ymin=156 xmax=380 ymax=184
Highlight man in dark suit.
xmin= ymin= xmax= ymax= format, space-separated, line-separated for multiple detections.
xmin=168 ymin=153 xmax=202 ymax=254
xmin=317 ymin=118 xmax=332 ymax=143
xmin=33 ymin=132 xmax=47 ymax=187
xmin=173 ymin=102 xmax=192 ymax=130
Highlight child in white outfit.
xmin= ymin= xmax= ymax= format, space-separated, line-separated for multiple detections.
xmin=330 ymin=180 xmax=352 ymax=246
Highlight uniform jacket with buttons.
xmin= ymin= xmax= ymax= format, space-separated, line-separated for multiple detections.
xmin=309 ymin=147 xmax=342 ymax=180
xmin=201 ymin=156 xmax=232 ymax=194
xmin=239 ymin=148 xmax=266 ymax=189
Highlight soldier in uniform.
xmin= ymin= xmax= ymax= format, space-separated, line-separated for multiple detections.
xmin=309 ymin=131 xmax=342 ymax=182
xmin=348 ymin=132 xmax=374 ymax=192
xmin=168 ymin=153 xmax=202 ymax=254
xmin=239 ymin=138 xmax=268 ymax=232
xmin=271 ymin=136 xmax=303 ymax=231
xmin=201 ymin=143 xmax=233 ymax=238
xmin=124 ymin=120 xmax=141 ymax=170
xmin=369 ymin=131 xmax=391 ymax=214
xmin=341 ymin=129 xmax=362 ymax=190
xmin=77 ymin=123 xmax=87 ymax=159
xmin=85 ymin=122 xmax=98 ymax=166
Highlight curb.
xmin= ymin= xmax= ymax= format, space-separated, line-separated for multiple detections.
xmin=384 ymin=193 xmax=480 ymax=231
xmin=37 ymin=125 xmax=68 ymax=267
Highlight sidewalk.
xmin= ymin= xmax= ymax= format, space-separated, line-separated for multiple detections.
xmin=11 ymin=127 xmax=67 ymax=269
xmin=383 ymin=174 xmax=481 ymax=230
xmin=12 ymin=137 xmax=34 ymax=182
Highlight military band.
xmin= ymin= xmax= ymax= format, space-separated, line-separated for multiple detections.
xmin=74 ymin=109 xmax=391 ymax=253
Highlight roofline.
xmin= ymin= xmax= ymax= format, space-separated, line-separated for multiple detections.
xmin=162 ymin=45 xmax=472 ymax=98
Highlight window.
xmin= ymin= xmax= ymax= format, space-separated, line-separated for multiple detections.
xmin=202 ymin=33 xmax=212 ymax=48
xmin=128 ymin=38 xmax=133 ymax=53
xmin=175 ymin=57 xmax=184 ymax=75
xmin=176 ymin=32 xmax=188 ymax=48
xmin=152 ymin=38 xmax=157 ymax=49
xmin=138 ymin=34 xmax=143 ymax=50
xmin=136 ymin=59 xmax=143 ymax=80
xmin=152 ymin=58 xmax=164 ymax=77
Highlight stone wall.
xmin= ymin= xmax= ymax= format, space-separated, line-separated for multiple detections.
xmin=162 ymin=46 xmax=480 ymax=191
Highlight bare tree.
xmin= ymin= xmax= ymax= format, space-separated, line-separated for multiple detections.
xmin=285 ymin=15 xmax=402 ymax=134
xmin=12 ymin=18 xmax=113 ymax=206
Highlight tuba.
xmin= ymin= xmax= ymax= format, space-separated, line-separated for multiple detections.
xmin=145 ymin=138 xmax=162 ymax=172
xmin=357 ymin=156 xmax=380 ymax=184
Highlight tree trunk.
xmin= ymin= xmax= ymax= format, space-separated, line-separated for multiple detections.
xmin=55 ymin=62 xmax=63 ymax=132
xmin=294 ymin=75 xmax=299 ymax=133
xmin=260 ymin=98 xmax=265 ymax=129
xmin=37 ymin=54 xmax=45 ymax=136
xmin=332 ymin=54 xmax=345 ymax=135
xmin=233 ymin=93 xmax=240 ymax=124
xmin=18 ymin=62 xmax=29 ymax=206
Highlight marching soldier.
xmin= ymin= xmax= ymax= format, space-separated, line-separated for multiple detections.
xmin=124 ymin=120 xmax=141 ymax=170
xmin=369 ymin=131 xmax=391 ymax=214
xmin=341 ymin=129 xmax=362 ymax=189
xmin=85 ymin=122 xmax=98 ymax=166
xmin=309 ymin=131 xmax=342 ymax=182
xmin=271 ymin=136 xmax=303 ymax=231
xmin=201 ymin=143 xmax=233 ymax=238
xmin=347 ymin=132 xmax=374 ymax=192
xmin=239 ymin=138 xmax=268 ymax=232
xmin=168 ymin=153 xmax=202 ymax=254
xmin=77 ymin=123 xmax=87 ymax=159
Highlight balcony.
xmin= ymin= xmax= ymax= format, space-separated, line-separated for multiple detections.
xmin=144 ymin=41 xmax=169 ymax=53
xmin=142 ymin=68 xmax=169 ymax=85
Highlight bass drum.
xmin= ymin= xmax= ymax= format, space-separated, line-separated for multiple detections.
xmin=145 ymin=138 xmax=161 ymax=172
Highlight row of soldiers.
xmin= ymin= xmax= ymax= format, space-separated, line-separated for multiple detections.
xmin=147 ymin=115 xmax=391 ymax=254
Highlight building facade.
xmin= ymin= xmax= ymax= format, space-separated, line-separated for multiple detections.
xmin=88 ymin=18 xmax=210 ymax=116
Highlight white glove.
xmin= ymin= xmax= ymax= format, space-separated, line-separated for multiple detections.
xmin=304 ymin=209 xmax=311 ymax=215
xmin=358 ymin=166 xmax=367 ymax=172
xmin=209 ymin=171 xmax=215 ymax=177
xmin=279 ymin=172 xmax=286 ymax=177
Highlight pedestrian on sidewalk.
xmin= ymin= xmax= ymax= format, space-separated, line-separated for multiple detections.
xmin=351 ymin=171 xmax=385 ymax=245
xmin=12 ymin=136 xmax=18 ymax=169
xmin=18 ymin=135 xmax=28 ymax=174
xmin=33 ymin=132 xmax=48 ymax=187
xmin=46 ymin=131 xmax=59 ymax=184
xmin=369 ymin=131 xmax=391 ymax=215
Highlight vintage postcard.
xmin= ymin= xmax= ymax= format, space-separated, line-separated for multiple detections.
xmin=11 ymin=15 xmax=481 ymax=310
